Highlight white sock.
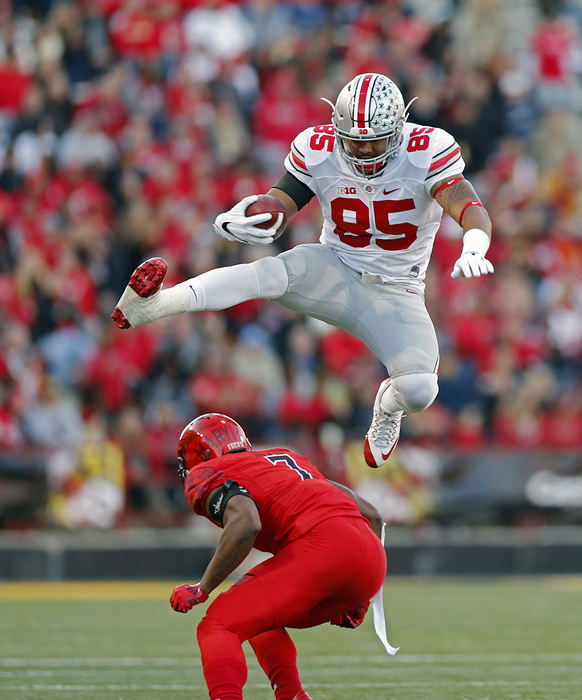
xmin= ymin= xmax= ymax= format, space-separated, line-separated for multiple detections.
xmin=153 ymin=284 xmax=194 ymax=317
xmin=174 ymin=258 xmax=288 ymax=313
xmin=118 ymin=259 xmax=287 ymax=325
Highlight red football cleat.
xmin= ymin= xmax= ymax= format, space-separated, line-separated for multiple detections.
xmin=111 ymin=257 xmax=168 ymax=329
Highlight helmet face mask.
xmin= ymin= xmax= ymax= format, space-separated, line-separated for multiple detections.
xmin=177 ymin=413 xmax=252 ymax=484
xmin=330 ymin=73 xmax=414 ymax=179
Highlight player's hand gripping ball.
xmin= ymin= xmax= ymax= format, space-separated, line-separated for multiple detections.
xmin=245 ymin=194 xmax=287 ymax=239
xmin=214 ymin=194 xmax=287 ymax=245
xmin=170 ymin=583 xmax=208 ymax=613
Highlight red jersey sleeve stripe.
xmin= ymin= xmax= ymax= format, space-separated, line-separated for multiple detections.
xmin=291 ymin=150 xmax=308 ymax=173
xmin=428 ymin=145 xmax=461 ymax=173
xmin=425 ymin=155 xmax=463 ymax=182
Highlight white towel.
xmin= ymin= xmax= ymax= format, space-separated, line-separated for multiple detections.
xmin=371 ymin=522 xmax=400 ymax=655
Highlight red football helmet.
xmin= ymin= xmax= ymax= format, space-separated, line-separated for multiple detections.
xmin=177 ymin=413 xmax=252 ymax=483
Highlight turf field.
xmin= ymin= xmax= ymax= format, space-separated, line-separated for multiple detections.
xmin=1 ymin=577 xmax=581 ymax=699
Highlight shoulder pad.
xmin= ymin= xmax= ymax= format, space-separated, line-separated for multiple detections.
xmin=184 ymin=465 xmax=225 ymax=516
xmin=286 ymin=124 xmax=336 ymax=177
xmin=424 ymin=128 xmax=464 ymax=183
xmin=403 ymin=123 xmax=465 ymax=182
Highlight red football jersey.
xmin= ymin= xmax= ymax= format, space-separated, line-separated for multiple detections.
xmin=184 ymin=448 xmax=369 ymax=553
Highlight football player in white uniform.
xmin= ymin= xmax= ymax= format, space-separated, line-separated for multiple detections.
xmin=112 ymin=73 xmax=493 ymax=468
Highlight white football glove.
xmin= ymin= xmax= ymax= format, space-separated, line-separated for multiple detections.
xmin=213 ymin=195 xmax=280 ymax=246
xmin=451 ymin=228 xmax=494 ymax=279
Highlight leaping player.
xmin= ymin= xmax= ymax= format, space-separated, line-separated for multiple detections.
xmin=112 ymin=73 xmax=494 ymax=468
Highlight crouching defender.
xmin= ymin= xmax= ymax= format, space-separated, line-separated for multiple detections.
xmin=170 ymin=413 xmax=389 ymax=700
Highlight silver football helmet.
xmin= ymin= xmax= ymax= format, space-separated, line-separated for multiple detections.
xmin=327 ymin=73 xmax=415 ymax=178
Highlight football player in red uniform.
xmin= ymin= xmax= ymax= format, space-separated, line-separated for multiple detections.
xmin=170 ymin=413 xmax=387 ymax=700
xmin=113 ymin=73 xmax=494 ymax=468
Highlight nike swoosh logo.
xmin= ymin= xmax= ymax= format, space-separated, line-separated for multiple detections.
xmin=221 ymin=221 xmax=245 ymax=243
xmin=383 ymin=188 xmax=399 ymax=195
xmin=189 ymin=285 xmax=198 ymax=303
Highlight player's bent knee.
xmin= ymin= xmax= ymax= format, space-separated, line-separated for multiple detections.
xmin=392 ymin=372 xmax=438 ymax=413
xmin=250 ymin=257 xmax=289 ymax=299
xmin=197 ymin=614 xmax=243 ymax=646
xmin=197 ymin=616 xmax=225 ymax=648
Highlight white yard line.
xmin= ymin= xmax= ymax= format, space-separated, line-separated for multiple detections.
xmin=2 ymin=679 xmax=582 ymax=692
xmin=2 ymin=653 xmax=582 ymax=667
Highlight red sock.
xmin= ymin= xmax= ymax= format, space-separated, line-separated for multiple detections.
xmin=202 ymin=657 xmax=246 ymax=700
xmin=197 ymin=617 xmax=248 ymax=700
xmin=249 ymin=629 xmax=304 ymax=700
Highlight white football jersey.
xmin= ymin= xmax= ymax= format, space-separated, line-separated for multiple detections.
xmin=283 ymin=122 xmax=465 ymax=290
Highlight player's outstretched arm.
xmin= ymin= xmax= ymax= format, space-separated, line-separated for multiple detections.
xmin=431 ymin=176 xmax=494 ymax=279
xmin=327 ymin=480 xmax=383 ymax=539
xmin=199 ymin=494 xmax=262 ymax=594
xmin=169 ymin=493 xmax=261 ymax=613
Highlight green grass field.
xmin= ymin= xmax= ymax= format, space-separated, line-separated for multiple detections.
xmin=1 ymin=578 xmax=581 ymax=700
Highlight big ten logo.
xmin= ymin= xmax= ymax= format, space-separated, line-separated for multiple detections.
xmin=337 ymin=186 xmax=357 ymax=195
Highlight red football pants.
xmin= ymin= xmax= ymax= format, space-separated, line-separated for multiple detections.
xmin=197 ymin=516 xmax=386 ymax=700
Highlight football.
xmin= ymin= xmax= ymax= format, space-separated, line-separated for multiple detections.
xmin=245 ymin=194 xmax=288 ymax=238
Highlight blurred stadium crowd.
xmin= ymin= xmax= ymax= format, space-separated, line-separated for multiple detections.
xmin=1 ymin=0 xmax=581 ymax=529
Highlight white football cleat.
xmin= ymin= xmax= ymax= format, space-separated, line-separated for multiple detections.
xmin=111 ymin=257 xmax=168 ymax=329
xmin=364 ymin=379 xmax=404 ymax=468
